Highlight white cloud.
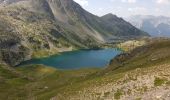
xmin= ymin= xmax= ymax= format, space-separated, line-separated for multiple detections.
xmin=74 ymin=0 xmax=89 ymax=7
xmin=156 ymin=0 xmax=170 ymax=4
xmin=128 ymin=7 xmax=148 ymax=15
xmin=121 ymin=0 xmax=136 ymax=3
xmin=98 ymin=8 xmax=104 ymax=11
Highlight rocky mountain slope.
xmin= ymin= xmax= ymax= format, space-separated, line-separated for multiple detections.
xmin=127 ymin=15 xmax=170 ymax=37
xmin=101 ymin=14 xmax=146 ymax=37
xmin=57 ymin=38 xmax=170 ymax=100
xmin=0 ymin=0 xmax=148 ymax=66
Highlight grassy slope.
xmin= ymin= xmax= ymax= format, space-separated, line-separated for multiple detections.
xmin=108 ymin=38 xmax=170 ymax=73
xmin=70 ymin=38 xmax=170 ymax=99
xmin=55 ymin=38 xmax=170 ymax=99
xmin=0 ymin=39 xmax=170 ymax=100
xmin=0 ymin=64 xmax=101 ymax=100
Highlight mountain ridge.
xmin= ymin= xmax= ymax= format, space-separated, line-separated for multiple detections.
xmin=0 ymin=0 xmax=148 ymax=66
xmin=127 ymin=15 xmax=170 ymax=37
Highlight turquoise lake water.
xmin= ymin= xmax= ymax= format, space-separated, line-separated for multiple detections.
xmin=19 ymin=49 xmax=122 ymax=69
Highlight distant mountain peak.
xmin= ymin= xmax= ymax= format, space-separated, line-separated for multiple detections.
xmin=127 ymin=15 xmax=170 ymax=37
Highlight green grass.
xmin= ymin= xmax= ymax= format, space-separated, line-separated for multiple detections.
xmin=135 ymin=97 xmax=142 ymax=100
xmin=106 ymin=39 xmax=170 ymax=74
xmin=114 ymin=89 xmax=123 ymax=99
xmin=0 ymin=64 xmax=103 ymax=100
xmin=154 ymin=77 xmax=166 ymax=86
xmin=0 ymin=63 xmax=124 ymax=99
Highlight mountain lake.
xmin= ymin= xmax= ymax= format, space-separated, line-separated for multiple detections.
xmin=18 ymin=49 xmax=122 ymax=69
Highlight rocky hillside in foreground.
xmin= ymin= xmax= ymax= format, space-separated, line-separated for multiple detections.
xmin=0 ymin=0 xmax=148 ymax=66
xmin=127 ymin=15 xmax=170 ymax=37
xmin=56 ymin=39 xmax=170 ymax=100
xmin=0 ymin=39 xmax=170 ymax=100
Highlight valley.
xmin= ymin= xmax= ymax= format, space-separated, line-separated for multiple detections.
xmin=0 ymin=0 xmax=170 ymax=100
xmin=0 ymin=38 xmax=170 ymax=100
xmin=0 ymin=0 xmax=148 ymax=67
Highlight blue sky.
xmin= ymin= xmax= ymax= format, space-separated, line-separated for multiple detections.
xmin=73 ymin=0 xmax=170 ymax=18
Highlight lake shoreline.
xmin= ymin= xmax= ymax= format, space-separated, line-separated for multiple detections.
xmin=17 ymin=49 xmax=122 ymax=69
